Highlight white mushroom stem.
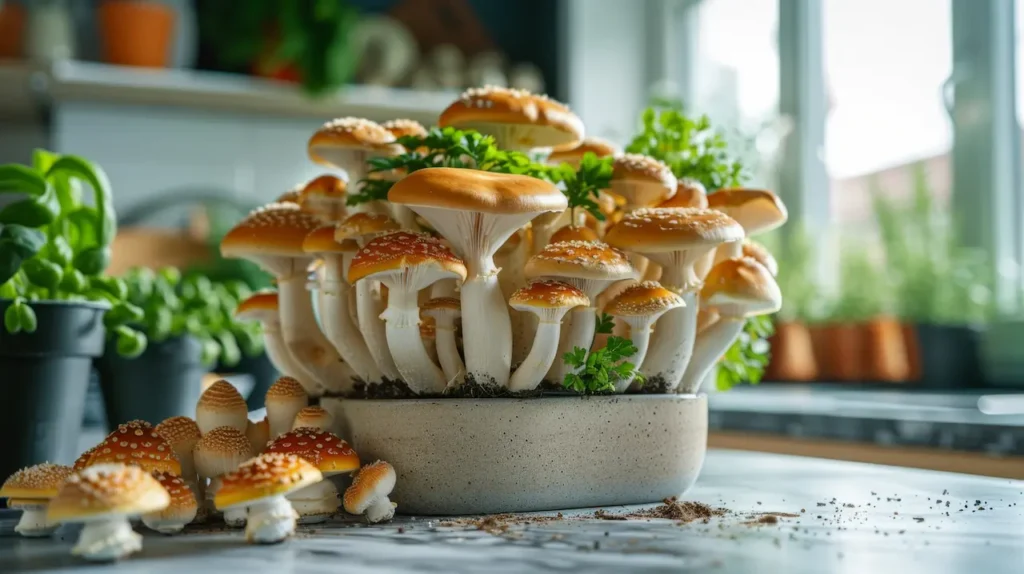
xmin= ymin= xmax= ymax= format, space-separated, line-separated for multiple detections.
xmin=207 ymin=476 xmax=246 ymax=527
xmin=72 ymin=517 xmax=140 ymax=562
xmin=379 ymin=286 xmax=447 ymax=394
xmin=244 ymin=495 xmax=298 ymax=544
xmin=317 ymin=252 xmax=383 ymax=384
xmin=14 ymin=504 xmax=55 ymax=537
xmin=364 ymin=495 xmax=396 ymax=524
xmin=286 ymin=480 xmax=339 ymax=524
xmin=278 ymin=275 xmax=357 ymax=395
xmin=433 ymin=319 xmax=465 ymax=388
xmin=545 ymin=306 xmax=596 ymax=384
xmin=509 ymin=310 xmax=571 ymax=392
xmin=260 ymin=321 xmax=319 ymax=393
xmin=638 ymin=291 xmax=699 ymax=389
xmin=355 ymin=278 xmax=402 ymax=381
xmin=391 ymin=204 xmax=419 ymax=230
xmin=613 ymin=316 xmax=658 ymax=393
xmin=679 ymin=316 xmax=746 ymax=394
xmin=498 ymin=243 xmax=531 ymax=367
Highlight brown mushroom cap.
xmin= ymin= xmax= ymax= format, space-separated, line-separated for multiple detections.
xmin=659 ymin=179 xmax=709 ymax=209
xmin=214 ymin=453 xmax=322 ymax=511
xmin=343 ymin=460 xmax=396 ymax=515
xmin=144 ymin=471 xmax=198 ymax=526
xmin=221 ymin=203 xmax=323 ymax=260
xmin=547 ymin=137 xmax=620 ymax=167
xmin=604 ymin=280 xmax=686 ymax=318
xmin=299 ymin=175 xmax=347 ymax=202
xmin=1 ymin=463 xmax=73 ymax=500
xmin=381 ymin=118 xmax=428 ymax=141
xmin=549 ymin=225 xmax=600 ymax=244
xmin=701 ymin=257 xmax=782 ymax=318
xmin=610 ymin=154 xmax=678 ymax=207
xmin=509 ymin=279 xmax=590 ymax=312
xmin=348 ymin=231 xmax=468 ymax=284
xmin=524 ymin=240 xmax=636 ymax=282
xmin=334 ymin=212 xmax=402 ymax=243
xmin=154 ymin=416 xmax=202 ymax=461
xmin=196 ymin=380 xmax=249 ymax=434
xmin=604 ymin=207 xmax=744 ymax=253
xmin=265 ymin=428 xmax=360 ymax=476
xmin=47 ymin=463 xmax=170 ymax=523
xmin=308 ymin=117 xmax=400 ymax=165
xmin=266 ymin=376 xmax=308 ymax=403
xmin=234 ymin=291 xmax=280 ymax=323
xmin=706 ymin=188 xmax=788 ymax=236
xmin=389 ymin=168 xmax=568 ymax=215
xmin=439 ymin=86 xmax=584 ymax=150
xmin=291 ymin=406 xmax=334 ymax=431
xmin=303 ymin=225 xmax=357 ymax=255
xmin=193 ymin=427 xmax=254 ymax=479
xmin=741 ymin=239 xmax=778 ymax=277
xmin=85 ymin=421 xmax=181 ymax=476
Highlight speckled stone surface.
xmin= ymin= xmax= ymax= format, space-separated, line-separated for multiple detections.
xmin=1 ymin=450 xmax=1022 ymax=574
xmin=323 ymin=394 xmax=708 ymax=515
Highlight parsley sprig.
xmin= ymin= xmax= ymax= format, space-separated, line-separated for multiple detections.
xmin=548 ymin=152 xmax=614 ymax=222
xmin=595 ymin=312 xmax=615 ymax=335
xmin=715 ymin=313 xmax=775 ymax=390
xmin=562 ymin=336 xmax=645 ymax=394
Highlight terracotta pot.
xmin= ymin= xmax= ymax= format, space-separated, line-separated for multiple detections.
xmin=764 ymin=321 xmax=818 ymax=382
xmin=253 ymin=31 xmax=302 ymax=83
xmin=811 ymin=323 xmax=865 ymax=381
xmin=98 ymin=0 xmax=175 ymax=68
xmin=902 ymin=322 xmax=922 ymax=382
xmin=0 ymin=2 xmax=26 ymax=59
xmin=862 ymin=315 xmax=910 ymax=382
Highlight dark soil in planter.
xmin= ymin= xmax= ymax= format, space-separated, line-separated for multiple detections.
xmin=0 ymin=300 xmax=108 ymax=479
xmin=349 ymin=378 xmax=418 ymax=399
xmin=635 ymin=376 xmax=672 ymax=394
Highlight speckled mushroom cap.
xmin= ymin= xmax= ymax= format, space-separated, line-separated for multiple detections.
xmin=265 ymin=428 xmax=360 ymax=476
xmin=659 ymin=179 xmax=709 ymax=209
xmin=196 ymin=380 xmax=249 ymax=435
xmin=348 ymin=231 xmax=468 ymax=285
xmin=524 ymin=240 xmax=636 ymax=283
xmin=609 ymin=154 xmax=678 ymax=207
xmin=47 ymin=463 xmax=170 ymax=524
xmin=308 ymin=117 xmax=400 ymax=164
xmin=389 ymin=168 xmax=567 ymax=215
xmin=85 ymin=421 xmax=181 ymax=476
xmin=214 ymin=453 xmax=323 ymax=511
xmin=438 ymin=86 xmax=584 ymax=150
xmin=334 ymin=212 xmax=401 ymax=244
xmin=547 ymin=137 xmax=620 ymax=167
xmin=1 ymin=463 xmax=73 ymax=500
xmin=246 ymin=417 xmax=271 ymax=454
xmin=343 ymin=461 xmax=396 ymax=515
xmin=421 ymin=297 xmax=461 ymax=322
xmin=221 ymin=203 xmax=323 ymax=260
xmin=740 ymin=239 xmax=778 ymax=277
xmin=303 ymin=225 xmax=357 ymax=255
xmin=706 ymin=188 xmax=788 ymax=236
xmin=549 ymin=225 xmax=599 ymax=245
xmin=143 ymin=471 xmax=198 ymax=527
xmin=381 ymin=118 xmax=428 ymax=141
xmin=299 ymin=175 xmax=347 ymax=202
xmin=73 ymin=447 xmax=97 ymax=472
xmin=509 ymin=280 xmax=589 ymax=314
xmin=604 ymin=281 xmax=686 ymax=318
xmin=291 ymin=406 xmax=334 ymax=432
xmin=234 ymin=291 xmax=279 ymax=325
xmin=266 ymin=376 xmax=308 ymax=405
xmin=701 ymin=257 xmax=782 ymax=318
xmin=604 ymin=208 xmax=744 ymax=254
xmin=276 ymin=189 xmax=302 ymax=205
xmin=193 ymin=427 xmax=254 ymax=479
xmin=154 ymin=416 xmax=201 ymax=459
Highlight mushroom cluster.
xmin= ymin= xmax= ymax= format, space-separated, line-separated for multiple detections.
xmin=223 ymin=86 xmax=787 ymax=397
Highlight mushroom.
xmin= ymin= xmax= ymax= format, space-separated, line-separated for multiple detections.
xmin=265 ymin=376 xmax=309 ymax=440
xmin=335 ymin=212 xmax=403 ymax=382
xmin=608 ymin=153 xmax=678 ymax=276
xmin=291 ymin=406 xmax=334 ymax=432
xmin=297 ymin=175 xmax=348 ymax=223
xmin=706 ymin=188 xmax=788 ymax=267
xmin=235 ymin=291 xmax=318 ymax=392
xmin=154 ymin=416 xmax=202 ymax=498
xmin=142 ymin=471 xmax=198 ymax=534
xmin=72 ymin=447 xmax=96 ymax=472
xmin=546 ymin=137 xmax=620 ymax=168
xmin=214 ymin=453 xmax=323 ymax=544
xmin=605 ymin=207 xmax=744 ymax=390
xmin=438 ymin=86 xmax=584 ymax=152
xmin=196 ymin=380 xmax=249 ymax=435
xmin=529 ymin=211 xmax=572 ymax=256
xmin=603 ymin=281 xmax=686 ymax=392
xmin=276 ymin=188 xmax=302 ymax=204
xmin=307 ymin=117 xmax=401 ymax=185
xmin=659 ymin=178 xmax=709 ymax=209
xmin=221 ymin=202 xmax=357 ymax=395
xmin=679 ymin=257 xmax=782 ymax=393
xmin=265 ymin=428 xmax=360 ymax=523
xmin=194 ymin=426 xmax=254 ymax=528
xmin=348 ymin=231 xmax=468 ymax=393
xmin=246 ymin=417 xmax=271 ymax=454
xmin=389 ymin=168 xmax=568 ymax=388
xmin=343 ymin=460 xmax=397 ymax=523
xmin=46 ymin=464 xmax=169 ymax=562
xmin=507 ymin=280 xmax=589 ymax=391
xmin=494 ymin=230 xmax=531 ymax=365
xmin=524 ymin=240 xmax=637 ymax=384
xmin=303 ymin=225 xmax=382 ymax=386
xmin=421 ymin=297 xmax=465 ymax=387
xmin=420 ymin=316 xmax=438 ymax=364
xmin=696 ymin=307 xmax=721 ymax=335
xmin=739 ymin=239 xmax=778 ymax=276
xmin=549 ymin=224 xmax=599 ymax=244
xmin=381 ymin=118 xmax=430 ymax=229
xmin=0 ymin=463 xmax=73 ymax=537
xmin=85 ymin=420 xmax=182 ymax=476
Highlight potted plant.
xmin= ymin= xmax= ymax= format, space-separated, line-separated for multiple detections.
xmin=98 ymin=0 xmax=176 ymax=68
xmin=0 ymin=0 xmax=26 ymax=59
xmin=762 ymin=226 xmax=819 ymax=382
xmin=0 ymin=150 xmax=145 ymax=480
xmin=95 ymin=266 xmax=264 ymax=427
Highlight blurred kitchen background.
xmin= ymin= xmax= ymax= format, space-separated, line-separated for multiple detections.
xmin=1 ymin=0 xmax=1021 ymax=477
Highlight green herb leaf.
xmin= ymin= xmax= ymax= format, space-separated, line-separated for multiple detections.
xmin=557 ymin=152 xmax=613 ymax=221
xmin=561 ymin=336 xmax=642 ymax=394
xmin=595 ymin=313 xmax=615 ymax=335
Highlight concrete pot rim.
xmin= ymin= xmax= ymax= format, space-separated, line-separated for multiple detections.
xmin=334 ymin=394 xmax=703 ymax=406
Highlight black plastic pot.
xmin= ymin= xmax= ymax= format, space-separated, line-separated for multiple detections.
xmin=913 ymin=323 xmax=984 ymax=388
xmin=217 ymin=351 xmax=278 ymax=411
xmin=0 ymin=300 xmax=109 ymax=480
xmin=95 ymin=335 xmax=209 ymax=429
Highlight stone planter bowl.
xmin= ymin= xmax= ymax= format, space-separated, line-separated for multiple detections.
xmin=321 ymin=394 xmax=707 ymax=515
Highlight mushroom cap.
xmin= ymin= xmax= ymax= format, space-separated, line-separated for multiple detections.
xmin=308 ymin=117 xmax=400 ymax=163
xmin=154 ymin=416 xmax=202 ymax=457
xmin=421 ymin=297 xmax=461 ymax=319
xmin=524 ymin=240 xmax=636 ymax=282
xmin=73 ymin=447 xmax=97 ymax=472
xmin=276 ymin=189 xmax=302 ymax=204
xmin=389 ymin=167 xmax=567 ymax=215
xmin=547 ymin=137 xmax=621 ymax=166
xmin=86 ymin=421 xmax=181 ymax=475
xmin=214 ymin=453 xmax=323 ymax=511
xmin=143 ymin=471 xmax=198 ymax=527
xmin=509 ymin=279 xmax=589 ymax=311
xmin=343 ymin=461 xmax=396 ymax=515
xmin=549 ymin=225 xmax=599 ymax=244
xmin=193 ymin=426 xmax=254 ymax=479
xmin=246 ymin=417 xmax=271 ymax=454
xmin=706 ymin=188 xmax=788 ymax=236
xmin=701 ymin=257 xmax=782 ymax=318
xmin=47 ymin=463 xmax=170 ymax=524
xmin=291 ymin=406 xmax=334 ymax=432
xmin=1 ymin=463 xmax=73 ymax=500
xmin=335 ymin=212 xmax=401 ymax=242
xmin=348 ymin=231 xmax=468 ymax=284
xmin=303 ymin=225 xmax=357 ymax=255
xmin=439 ymin=86 xmax=583 ymax=150
xmin=660 ymin=178 xmax=709 ymax=209
xmin=235 ymin=291 xmax=279 ymax=323
xmin=265 ymin=428 xmax=360 ymax=476
xmin=742 ymin=239 xmax=778 ymax=277
xmin=266 ymin=376 xmax=309 ymax=404
xmin=196 ymin=380 xmax=249 ymax=434
xmin=221 ymin=203 xmax=323 ymax=259
xmin=604 ymin=280 xmax=686 ymax=318
xmin=605 ymin=207 xmax=744 ymax=253
xmin=381 ymin=118 xmax=428 ymax=140
xmin=610 ymin=154 xmax=678 ymax=204
xmin=299 ymin=175 xmax=347 ymax=202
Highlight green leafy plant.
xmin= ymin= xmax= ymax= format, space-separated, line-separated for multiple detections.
xmin=562 ymin=336 xmax=645 ymax=394
xmin=121 ymin=267 xmax=265 ymax=366
xmin=716 ymin=314 xmax=775 ymax=391
xmin=0 ymin=150 xmax=145 ymax=356
xmin=595 ymin=312 xmax=615 ymax=335
xmin=762 ymin=226 xmax=821 ymax=322
xmin=547 ymin=152 xmax=615 ymax=222
xmin=829 ymin=241 xmax=887 ymax=322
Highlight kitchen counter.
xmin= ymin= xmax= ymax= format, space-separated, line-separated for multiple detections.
xmin=2 ymin=450 xmax=1021 ymax=573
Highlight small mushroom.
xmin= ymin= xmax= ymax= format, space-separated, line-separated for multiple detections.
xmin=507 ymin=280 xmax=589 ymax=391
xmin=154 ymin=416 xmax=203 ymax=501
xmin=264 ymin=376 xmax=309 ymax=440
xmin=86 ymin=420 xmax=182 ymax=476
xmin=343 ymin=461 xmax=397 ymax=523
xmin=0 ymin=463 xmax=73 ymax=537
xmin=604 ymin=281 xmax=686 ymax=392
xmin=659 ymin=178 xmax=709 ymax=209
xmin=142 ymin=471 xmax=198 ymax=534
xmin=307 ymin=117 xmax=401 ymax=184
xmin=265 ymin=428 xmax=360 ymax=523
xmin=705 ymin=188 xmax=788 ymax=272
xmin=740 ymin=239 xmax=778 ymax=276
xmin=246 ymin=417 xmax=270 ymax=454
xmin=421 ymin=297 xmax=464 ymax=387
xmin=297 ymin=175 xmax=348 ymax=223
xmin=546 ymin=137 xmax=620 ymax=168
xmin=214 ymin=453 xmax=323 ymax=544
xmin=194 ymin=427 xmax=254 ymax=528
xmin=196 ymin=380 xmax=248 ymax=435
xmin=47 ymin=464 xmax=169 ymax=562
xmin=381 ymin=119 xmax=430 ymax=229
xmin=291 ymin=406 xmax=334 ymax=432
xmin=438 ymin=86 xmax=583 ymax=152
xmin=549 ymin=224 xmax=599 ymax=244
xmin=235 ymin=292 xmax=318 ymax=392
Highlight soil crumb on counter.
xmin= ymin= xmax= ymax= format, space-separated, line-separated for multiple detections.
xmin=594 ymin=498 xmax=729 ymax=524
xmin=436 ymin=512 xmax=565 ymax=534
